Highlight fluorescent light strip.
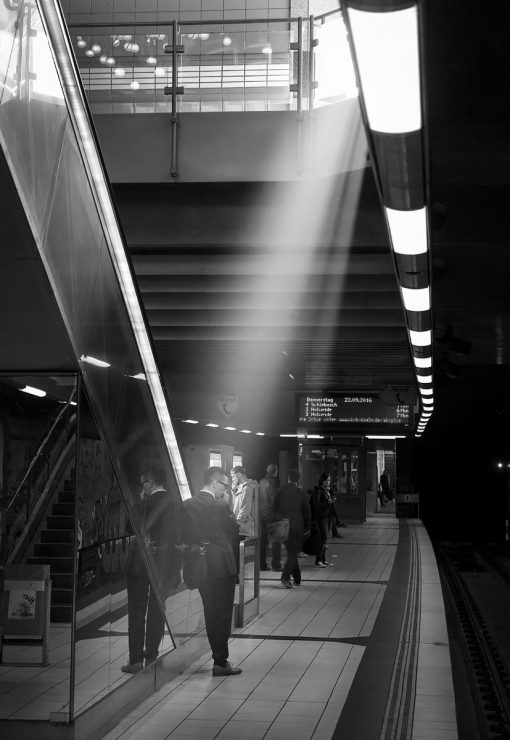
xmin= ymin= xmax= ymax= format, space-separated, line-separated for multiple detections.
xmin=402 ymin=287 xmax=430 ymax=312
xmin=224 ymin=426 xmax=236 ymax=431
xmin=182 ymin=419 xmax=199 ymax=424
xmin=420 ymin=388 xmax=434 ymax=396
xmin=410 ymin=330 xmax=431 ymax=347
xmin=206 ymin=423 xmax=219 ymax=428
xmin=366 ymin=435 xmax=406 ymax=440
xmin=417 ymin=375 xmax=433 ymax=384
xmin=81 ymin=354 xmax=111 ymax=368
xmin=414 ymin=356 xmax=432 ymax=369
xmin=20 ymin=385 xmax=46 ymax=398
xmin=255 ymin=432 xmax=265 ymax=436
xmin=129 ymin=372 xmax=146 ymax=380
xmin=386 ymin=207 xmax=428 ymax=255
xmin=240 ymin=429 xmax=251 ymax=434
xmin=40 ymin=0 xmax=191 ymax=499
xmin=348 ymin=6 xmax=421 ymax=133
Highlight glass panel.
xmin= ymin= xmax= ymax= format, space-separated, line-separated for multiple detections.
xmin=0 ymin=373 xmax=76 ymax=721
xmin=74 ymin=388 xmax=174 ymax=715
xmin=0 ymin=0 xmax=22 ymax=103
xmin=0 ymin=2 xmax=67 ymax=238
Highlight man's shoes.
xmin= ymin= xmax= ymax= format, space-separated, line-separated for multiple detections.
xmin=272 ymin=565 xmax=282 ymax=572
xmin=293 ymin=581 xmax=301 ymax=586
xmin=315 ymin=561 xmax=326 ymax=568
xmin=297 ymin=552 xmax=308 ymax=558
xmin=212 ymin=661 xmax=242 ymax=676
xmin=281 ymin=579 xmax=293 ymax=589
xmin=144 ymin=654 xmax=157 ymax=667
xmin=321 ymin=561 xmax=333 ymax=567
xmin=121 ymin=661 xmax=143 ymax=674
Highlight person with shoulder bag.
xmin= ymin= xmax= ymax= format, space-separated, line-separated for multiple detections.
xmin=182 ymin=467 xmax=242 ymax=677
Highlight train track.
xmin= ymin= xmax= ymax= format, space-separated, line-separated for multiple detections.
xmin=435 ymin=543 xmax=510 ymax=740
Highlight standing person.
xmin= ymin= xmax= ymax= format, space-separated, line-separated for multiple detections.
xmin=122 ymin=465 xmax=181 ymax=673
xmin=231 ymin=466 xmax=256 ymax=541
xmin=380 ymin=470 xmax=392 ymax=503
xmin=310 ymin=473 xmax=333 ymax=567
xmin=183 ymin=467 xmax=242 ymax=676
xmin=258 ymin=463 xmax=281 ymax=571
xmin=274 ymin=469 xmax=311 ymax=588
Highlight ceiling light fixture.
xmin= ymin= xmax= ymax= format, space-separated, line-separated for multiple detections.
xmin=402 ymin=286 xmax=430 ymax=312
xmin=385 ymin=207 xmax=428 ymax=255
xmin=80 ymin=354 xmax=111 ymax=368
xmin=91 ymin=43 xmax=101 ymax=54
xmin=206 ymin=423 xmax=219 ymax=428
xmin=182 ymin=419 xmax=199 ymax=424
xmin=130 ymin=80 xmax=140 ymax=90
xmin=76 ymin=36 xmax=87 ymax=48
xmin=256 ymin=432 xmax=265 ymax=436
xmin=409 ymin=330 xmax=431 ymax=347
xmin=222 ymin=36 xmax=232 ymax=47
xmin=20 ymin=385 xmax=47 ymax=398
xmin=146 ymin=56 xmax=157 ymax=64
xmin=347 ymin=5 xmax=421 ymax=133
xmin=114 ymin=67 xmax=125 ymax=76
xmin=417 ymin=375 xmax=433 ymax=384
xmin=413 ymin=356 xmax=432 ymax=368
xmin=224 ymin=426 xmax=236 ymax=431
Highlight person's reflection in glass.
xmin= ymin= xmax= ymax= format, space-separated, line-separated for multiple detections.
xmin=122 ymin=464 xmax=181 ymax=673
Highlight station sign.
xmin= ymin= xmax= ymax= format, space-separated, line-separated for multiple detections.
xmin=296 ymin=393 xmax=412 ymax=427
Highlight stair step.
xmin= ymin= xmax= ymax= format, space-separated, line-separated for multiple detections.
xmin=51 ymin=588 xmax=73 ymax=605
xmin=42 ymin=529 xmax=74 ymax=544
xmin=50 ymin=604 xmax=72 ymax=623
xmin=28 ymin=556 xmax=74 ymax=572
xmin=58 ymin=491 xmax=75 ymax=504
xmin=47 ymin=515 xmax=74 ymax=530
xmin=34 ymin=542 xmax=74 ymax=558
xmin=53 ymin=503 xmax=74 ymax=516
xmin=64 ymin=478 xmax=74 ymax=491
xmin=51 ymin=573 xmax=74 ymax=589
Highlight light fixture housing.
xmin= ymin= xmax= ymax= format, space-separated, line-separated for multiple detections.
xmin=81 ymin=354 xmax=111 ymax=368
xmin=20 ymin=385 xmax=47 ymax=398
xmin=402 ymin=286 xmax=430 ymax=312
xmin=347 ymin=5 xmax=421 ymax=134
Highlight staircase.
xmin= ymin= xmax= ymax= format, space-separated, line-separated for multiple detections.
xmin=28 ymin=471 xmax=76 ymax=623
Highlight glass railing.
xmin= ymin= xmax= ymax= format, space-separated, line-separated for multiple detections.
xmin=66 ymin=12 xmax=358 ymax=114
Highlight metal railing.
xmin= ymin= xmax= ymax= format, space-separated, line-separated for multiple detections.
xmin=4 ymin=396 xmax=76 ymax=562
xmin=67 ymin=12 xmax=353 ymax=115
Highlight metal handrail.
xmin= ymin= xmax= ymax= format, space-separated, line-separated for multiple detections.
xmin=6 ymin=395 xmax=75 ymax=515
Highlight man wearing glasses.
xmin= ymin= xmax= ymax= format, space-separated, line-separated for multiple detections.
xmin=183 ymin=466 xmax=241 ymax=676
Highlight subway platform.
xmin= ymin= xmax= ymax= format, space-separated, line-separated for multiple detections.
xmin=101 ymin=516 xmax=457 ymax=740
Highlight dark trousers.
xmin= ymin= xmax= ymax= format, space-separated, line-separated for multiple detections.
xmin=198 ymin=575 xmax=236 ymax=666
xmin=315 ymin=517 xmax=329 ymax=563
xmin=282 ymin=532 xmax=303 ymax=583
xmin=126 ymin=571 xmax=166 ymax=663
xmin=260 ymin=519 xmax=281 ymax=568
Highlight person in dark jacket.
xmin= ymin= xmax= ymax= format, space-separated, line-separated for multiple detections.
xmin=122 ymin=465 xmax=181 ymax=673
xmin=183 ymin=466 xmax=241 ymax=676
xmin=310 ymin=472 xmax=333 ymax=567
xmin=258 ymin=463 xmax=281 ymax=571
xmin=274 ymin=469 xmax=311 ymax=588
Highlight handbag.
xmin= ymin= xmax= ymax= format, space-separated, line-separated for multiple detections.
xmin=266 ymin=518 xmax=290 ymax=543
xmin=182 ymin=543 xmax=208 ymax=590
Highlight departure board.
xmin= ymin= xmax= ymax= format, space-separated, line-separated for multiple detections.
xmin=297 ymin=393 xmax=412 ymax=426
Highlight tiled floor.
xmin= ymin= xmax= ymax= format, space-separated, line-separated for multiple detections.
xmin=101 ymin=520 xmax=401 ymax=740
xmin=1 ymin=519 xmax=457 ymax=738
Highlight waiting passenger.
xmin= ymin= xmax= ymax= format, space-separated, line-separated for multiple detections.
xmin=122 ymin=465 xmax=180 ymax=674
xmin=259 ymin=463 xmax=281 ymax=571
xmin=230 ymin=466 xmax=256 ymax=541
xmin=310 ymin=473 xmax=333 ymax=567
xmin=274 ymin=469 xmax=311 ymax=588
xmin=182 ymin=466 xmax=241 ymax=676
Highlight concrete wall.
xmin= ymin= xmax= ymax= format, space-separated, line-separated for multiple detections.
xmin=94 ymin=100 xmax=367 ymax=182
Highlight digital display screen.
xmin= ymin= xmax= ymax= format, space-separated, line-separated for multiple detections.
xmin=297 ymin=393 xmax=412 ymax=426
